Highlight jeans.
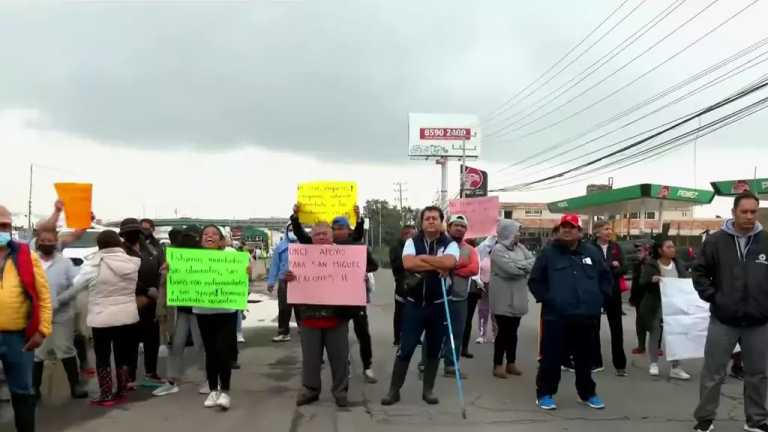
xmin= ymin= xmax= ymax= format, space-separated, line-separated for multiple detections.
xmin=494 ymin=315 xmax=521 ymax=366
xmin=92 ymin=325 xmax=134 ymax=370
xmin=197 ymin=312 xmax=238 ymax=392
xmin=352 ymin=308 xmax=373 ymax=369
xmin=397 ymin=302 xmax=446 ymax=362
xmin=594 ymin=293 xmax=627 ymax=370
xmin=167 ymin=311 xmax=204 ymax=381
xmin=462 ymin=291 xmax=481 ymax=353
xmin=0 ymin=332 xmax=34 ymax=395
xmin=537 ymin=317 xmax=598 ymax=400
xmin=277 ymin=280 xmax=296 ymax=335
xmin=442 ymin=299 xmax=467 ymax=369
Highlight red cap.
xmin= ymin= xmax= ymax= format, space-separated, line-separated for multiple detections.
xmin=559 ymin=213 xmax=582 ymax=229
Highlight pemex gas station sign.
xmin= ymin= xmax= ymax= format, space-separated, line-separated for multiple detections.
xmin=710 ymin=178 xmax=768 ymax=196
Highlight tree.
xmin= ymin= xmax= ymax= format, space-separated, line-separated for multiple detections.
xmin=363 ymin=199 xmax=418 ymax=248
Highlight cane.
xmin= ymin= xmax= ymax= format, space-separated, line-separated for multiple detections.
xmin=440 ymin=277 xmax=467 ymax=419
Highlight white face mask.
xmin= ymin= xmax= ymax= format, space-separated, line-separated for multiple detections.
xmin=287 ymin=233 xmax=297 ymax=242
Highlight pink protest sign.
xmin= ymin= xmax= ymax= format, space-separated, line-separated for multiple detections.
xmin=448 ymin=196 xmax=500 ymax=239
xmin=287 ymin=244 xmax=367 ymax=306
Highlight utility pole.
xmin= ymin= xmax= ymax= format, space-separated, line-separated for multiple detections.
xmin=27 ymin=164 xmax=33 ymax=231
xmin=393 ymin=181 xmax=407 ymax=225
xmin=459 ymin=140 xmax=466 ymax=198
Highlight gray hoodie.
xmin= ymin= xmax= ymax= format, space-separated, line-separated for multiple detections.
xmin=490 ymin=220 xmax=535 ymax=318
xmin=721 ymin=218 xmax=764 ymax=260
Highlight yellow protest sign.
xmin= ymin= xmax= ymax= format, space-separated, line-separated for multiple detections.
xmin=54 ymin=183 xmax=93 ymax=229
xmin=297 ymin=181 xmax=357 ymax=226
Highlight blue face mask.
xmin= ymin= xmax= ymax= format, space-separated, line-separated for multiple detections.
xmin=0 ymin=232 xmax=11 ymax=247
xmin=287 ymin=233 xmax=297 ymax=242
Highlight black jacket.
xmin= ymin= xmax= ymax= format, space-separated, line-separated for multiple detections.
xmin=390 ymin=240 xmax=407 ymax=299
xmin=593 ymin=240 xmax=626 ymax=298
xmin=288 ymin=214 xmax=378 ymax=320
xmin=693 ymin=225 xmax=768 ymax=327
xmin=529 ymin=239 xmax=612 ymax=320
xmin=636 ymin=258 xmax=689 ymax=331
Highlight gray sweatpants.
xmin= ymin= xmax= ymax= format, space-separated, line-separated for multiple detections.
xmin=300 ymin=322 xmax=349 ymax=399
xmin=167 ymin=311 xmax=205 ymax=381
xmin=694 ymin=317 xmax=768 ymax=427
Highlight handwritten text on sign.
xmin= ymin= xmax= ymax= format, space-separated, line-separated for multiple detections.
xmin=166 ymin=248 xmax=250 ymax=310
xmin=297 ymin=181 xmax=357 ymax=226
xmin=448 ymin=196 xmax=500 ymax=239
xmin=287 ymin=244 xmax=367 ymax=306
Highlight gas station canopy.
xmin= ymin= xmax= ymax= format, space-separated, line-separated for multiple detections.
xmin=547 ymin=183 xmax=715 ymax=215
xmin=710 ymin=178 xmax=768 ymax=197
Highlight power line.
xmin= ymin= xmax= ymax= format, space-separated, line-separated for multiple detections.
xmin=482 ymin=0 xmax=636 ymax=124
xmin=492 ymin=0 xmax=760 ymax=175
xmin=495 ymin=39 xmax=768 ymax=181
xmin=488 ymin=0 xmax=758 ymax=143
xmin=485 ymin=0 xmax=684 ymax=134
xmin=491 ymin=75 xmax=768 ymax=192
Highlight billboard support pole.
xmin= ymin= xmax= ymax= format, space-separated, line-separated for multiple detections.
xmin=437 ymin=157 xmax=448 ymax=208
xmin=459 ymin=140 xmax=466 ymax=199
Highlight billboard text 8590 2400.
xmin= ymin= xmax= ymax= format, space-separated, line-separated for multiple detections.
xmin=408 ymin=113 xmax=481 ymax=159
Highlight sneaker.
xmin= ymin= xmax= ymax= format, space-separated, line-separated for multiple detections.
xmin=140 ymin=374 xmax=164 ymax=389
xmin=592 ymin=367 xmax=605 ymax=373
xmin=199 ymin=382 xmax=211 ymax=394
xmin=744 ymin=423 xmax=768 ymax=432
xmin=537 ymin=395 xmax=557 ymax=410
xmin=158 ymin=345 xmax=169 ymax=358
xmin=272 ymin=334 xmax=291 ymax=343
xmin=579 ymin=395 xmax=606 ymax=410
xmin=237 ymin=335 xmax=246 ymax=344
xmin=649 ymin=363 xmax=660 ymax=377
xmin=204 ymin=391 xmax=221 ymax=408
xmin=216 ymin=392 xmax=231 ymax=410
xmin=363 ymin=369 xmax=378 ymax=384
xmin=693 ymin=419 xmax=714 ymax=431
xmin=670 ymin=367 xmax=691 ymax=381
xmin=474 ymin=336 xmax=485 ymax=344
xmin=631 ymin=347 xmax=646 ymax=355
xmin=152 ymin=383 xmax=180 ymax=397
xmin=561 ymin=365 xmax=575 ymax=373
xmin=616 ymin=369 xmax=628 ymax=377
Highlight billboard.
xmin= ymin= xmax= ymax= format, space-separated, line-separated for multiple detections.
xmin=462 ymin=165 xmax=488 ymax=197
xmin=408 ymin=113 xmax=481 ymax=159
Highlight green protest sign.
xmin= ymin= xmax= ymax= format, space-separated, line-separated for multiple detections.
xmin=166 ymin=247 xmax=250 ymax=310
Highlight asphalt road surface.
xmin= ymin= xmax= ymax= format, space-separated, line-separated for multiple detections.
xmin=0 ymin=270 xmax=751 ymax=432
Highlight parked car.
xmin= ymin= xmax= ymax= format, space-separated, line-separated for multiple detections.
xmin=61 ymin=226 xmax=117 ymax=266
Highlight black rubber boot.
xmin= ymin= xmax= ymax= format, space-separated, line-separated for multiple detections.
xmin=381 ymin=359 xmax=409 ymax=406
xmin=32 ymin=362 xmax=44 ymax=400
xmin=62 ymin=356 xmax=88 ymax=399
xmin=10 ymin=392 xmax=37 ymax=432
xmin=422 ymin=359 xmax=440 ymax=405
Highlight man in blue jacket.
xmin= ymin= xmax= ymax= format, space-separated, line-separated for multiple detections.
xmin=267 ymin=224 xmax=298 ymax=343
xmin=529 ymin=214 xmax=612 ymax=411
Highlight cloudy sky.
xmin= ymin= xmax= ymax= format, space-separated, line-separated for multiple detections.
xmin=2 ymin=0 xmax=767 ymax=223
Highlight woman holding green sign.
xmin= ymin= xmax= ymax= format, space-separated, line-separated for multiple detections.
xmin=194 ymin=225 xmax=242 ymax=411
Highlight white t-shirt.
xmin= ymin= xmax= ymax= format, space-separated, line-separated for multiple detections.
xmin=402 ymin=237 xmax=461 ymax=260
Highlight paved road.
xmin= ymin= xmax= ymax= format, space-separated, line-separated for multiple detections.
xmin=1 ymin=270 xmax=750 ymax=432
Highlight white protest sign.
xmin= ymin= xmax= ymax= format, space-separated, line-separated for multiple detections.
xmin=660 ymin=278 xmax=711 ymax=361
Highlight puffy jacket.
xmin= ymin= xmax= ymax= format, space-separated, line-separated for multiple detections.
xmin=693 ymin=220 xmax=768 ymax=327
xmin=528 ymin=240 xmax=612 ymax=319
xmin=0 ymin=242 xmax=53 ymax=337
xmin=450 ymin=241 xmax=479 ymax=301
xmin=75 ymin=247 xmax=141 ymax=328
xmin=490 ymin=242 xmax=535 ymax=318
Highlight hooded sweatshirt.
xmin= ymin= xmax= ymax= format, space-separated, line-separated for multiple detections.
xmin=693 ymin=219 xmax=768 ymax=327
xmin=490 ymin=220 xmax=535 ymax=317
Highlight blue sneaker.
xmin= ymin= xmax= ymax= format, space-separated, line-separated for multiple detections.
xmin=580 ymin=395 xmax=605 ymax=409
xmin=537 ymin=395 xmax=557 ymax=410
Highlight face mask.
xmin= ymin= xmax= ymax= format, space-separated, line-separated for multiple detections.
xmin=142 ymin=229 xmax=154 ymax=238
xmin=123 ymin=231 xmax=141 ymax=245
xmin=287 ymin=233 xmax=297 ymax=242
xmin=37 ymin=244 xmax=57 ymax=257
xmin=0 ymin=232 xmax=10 ymax=247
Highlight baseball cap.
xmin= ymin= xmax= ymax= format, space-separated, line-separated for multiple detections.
xmin=119 ymin=218 xmax=142 ymax=235
xmin=331 ymin=216 xmax=351 ymax=228
xmin=559 ymin=214 xmax=582 ymax=229
xmin=448 ymin=214 xmax=469 ymax=227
